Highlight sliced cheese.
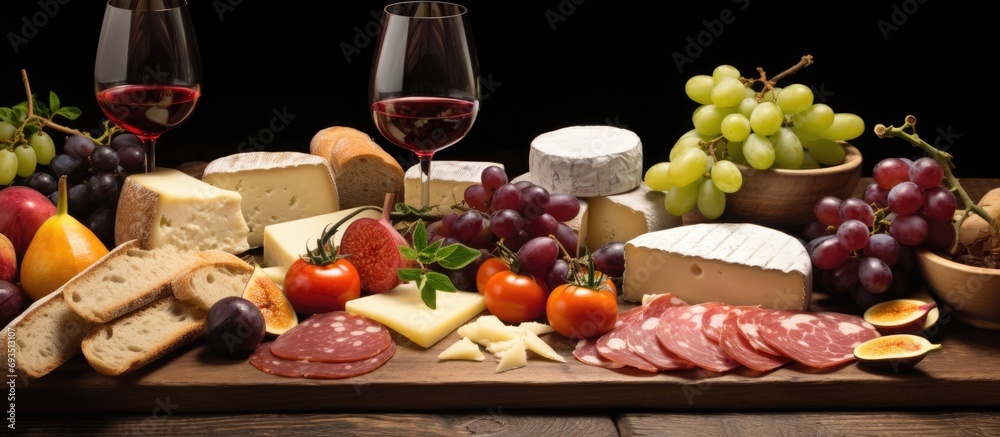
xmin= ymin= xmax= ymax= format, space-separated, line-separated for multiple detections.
xmin=495 ymin=339 xmax=527 ymax=373
xmin=522 ymin=330 xmax=565 ymax=363
xmin=202 ymin=151 xmax=340 ymax=248
xmin=518 ymin=321 xmax=556 ymax=336
xmin=485 ymin=338 xmax=521 ymax=358
xmin=528 ymin=125 xmax=643 ymax=197
xmin=404 ymin=161 xmax=503 ymax=212
xmin=115 ymin=168 xmax=250 ymax=253
xmin=438 ymin=337 xmax=485 ymax=361
xmin=622 ymin=223 xmax=812 ymax=310
xmin=584 ymin=183 xmax=681 ymax=252
xmin=344 ymin=282 xmax=486 ymax=348
xmin=261 ymin=206 xmax=382 ymax=269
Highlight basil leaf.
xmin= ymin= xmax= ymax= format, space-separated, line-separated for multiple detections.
xmin=437 ymin=244 xmax=482 ymax=270
xmin=412 ymin=219 xmax=428 ymax=251
xmin=398 ymin=245 xmax=420 ymax=261
xmin=425 ymin=271 xmax=457 ymax=293
xmin=396 ymin=268 xmax=423 ymax=282
xmin=418 ymin=276 xmax=437 ymax=309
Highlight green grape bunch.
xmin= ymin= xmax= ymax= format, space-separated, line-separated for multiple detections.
xmin=645 ymin=56 xmax=865 ymax=219
xmin=0 ymin=90 xmax=82 ymax=186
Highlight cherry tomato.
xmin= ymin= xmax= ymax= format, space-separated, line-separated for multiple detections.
xmin=283 ymin=258 xmax=361 ymax=315
xmin=483 ymin=270 xmax=547 ymax=323
xmin=546 ymin=283 xmax=618 ymax=340
xmin=476 ymin=257 xmax=510 ymax=294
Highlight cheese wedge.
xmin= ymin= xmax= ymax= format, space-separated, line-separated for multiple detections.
xmin=528 ymin=125 xmax=643 ymax=197
xmin=115 ymin=168 xmax=250 ymax=253
xmin=495 ymin=340 xmax=528 ymax=373
xmin=437 ymin=337 xmax=485 ymax=361
xmin=344 ymin=282 xmax=486 ymax=348
xmin=622 ymin=223 xmax=812 ymax=310
xmin=584 ymin=183 xmax=680 ymax=252
xmin=202 ymin=151 xmax=340 ymax=248
xmin=261 ymin=206 xmax=382 ymax=269
xmin=404 ymin=160 xmax=503 ymax=213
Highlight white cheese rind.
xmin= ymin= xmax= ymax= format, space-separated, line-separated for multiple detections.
xmin=261 ymin=206 xmax=382 ymax=269
xmin=115 ymin=168 xmax=250 ymax=254
xmin=622 ymin=223 xmax=812 ymax=310
xmin=584 ymin=183 xmax=680 ymax=252
xmin=202 ymin=151 xmax=340 ymax=248
xmin=528 ymin=125 xmax=643 ymax=197
xmin=404 ymin=161 xmax=503 ymax=212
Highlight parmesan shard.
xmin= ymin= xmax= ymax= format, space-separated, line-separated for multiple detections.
xmin=495 ymin=340 xmax=528 ymax=373
xmin=438 ymin=337 xmax=485 ymax=361
xmin=528 ymin=125 xmax=643 ymax=197
xmin=114 ymin=168 xmax=250 ymax=254
xmin=622 ymin=223 xmax=813 ymax=310
xmin=202 ymin=151 xmax=340 ymax=248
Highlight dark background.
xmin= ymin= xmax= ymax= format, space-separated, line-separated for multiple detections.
xmin=3 ymin=1 xmax=993 ymax=179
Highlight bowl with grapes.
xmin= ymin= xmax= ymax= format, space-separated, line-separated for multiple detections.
xmin=683 ymin=143 xmax=863 ymax=230
xmin=914 ymin=246 xmax=1000 ymax=330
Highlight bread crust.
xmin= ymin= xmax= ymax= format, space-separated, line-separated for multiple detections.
xmin=310 ymin=126 xmax=405 ymax=208
xmin=4 ymin=290 xmax=94 ymax=379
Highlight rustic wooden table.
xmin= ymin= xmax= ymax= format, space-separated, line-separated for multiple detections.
xmin=11 ymin=178 xmax=1000 ymax=436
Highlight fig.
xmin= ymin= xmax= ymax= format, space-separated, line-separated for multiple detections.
xmin=853 ymin=334 xmax=942 ymax=372
xmin=863 ymin=298 xmax=938 ymax=335
xmin=241 ymin=263 xmax=298 ymax=336
xmin=205 ymin=296 xmax=266 ymax=356
xmin=338 ymin=193 xmax=414 ymax=293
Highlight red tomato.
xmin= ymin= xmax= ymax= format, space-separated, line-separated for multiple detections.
xmin=483 ymin=270 xmax=547 ymax=323
xmin=283 ymin=258 xmax=361 ymax=314
xmin=545 ymin=283 xmax=618 ymax=340
xmin=476 ymin=257 xmax=510 ymax=294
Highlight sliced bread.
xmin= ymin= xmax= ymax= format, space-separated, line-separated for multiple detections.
xmin=4 ymin=290 xmax=94 ymax=379
xmin=81 ymin=296 xmax=207 ymax=376
xmin=172 ymin=251 xmax=254 ymax=311
xmin=310 ymin=126 xmax=404 ymax=209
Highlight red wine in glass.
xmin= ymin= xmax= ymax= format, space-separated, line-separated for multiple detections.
xmin=371 ymin=97 xmax=477 ymax=156
xmin=96 ymin=84 xmax=200 ymax=138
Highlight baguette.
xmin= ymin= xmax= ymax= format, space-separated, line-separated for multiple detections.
xmin=310 ymin=126 xmax=405 ymax=209
xmin=3 ymin=290 xmax=93 ymax=379
xmin=81 ymin=296 xmax=206 ymax=376
xmin=172 ymin=251 xmax=254 ymax=311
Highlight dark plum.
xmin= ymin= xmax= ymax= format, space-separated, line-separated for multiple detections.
xmin=0 ymin=280 xmax=26 ymax=327
xmin=593 ymin=242 xmax=626 ymax=278
xmin=205 ymin=296 xmax=266 ymax=356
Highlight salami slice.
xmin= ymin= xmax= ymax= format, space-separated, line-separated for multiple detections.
xmin=596 ymin=306 xmax=658 ymax=372
xmin=736 ymin=308 xmax=786 ymax=357
xmin=572 ymin=339 xmax=625 ymax=369
xmin=701 ymin=303 xmax=737 ymax=343
xmin=719 ymin=313 xmax=790 ymax=372
xmin=250 ymin=341 xmax=395 ymax=379
xmin=756 ymin=310 xmax=881 ymax=368
xmin=641 ymin=293 xmax=690 ymax=317
xmin=625 ymin=294 xmax=695 ymax=371
xmin=270 ymin=311 xmax=392 ymax=363
xmin=655 ymin=304 xmax=740 ymax=373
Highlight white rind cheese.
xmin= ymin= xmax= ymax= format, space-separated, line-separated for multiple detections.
xmin=404 ymin=161 xmax=503 ymax=212
xmin=202 ymin=151 xmax=340 ymax=248
xmin=528 ymin=125 xmax=643 ymax=197
xmin=261 ymin=206 xmax=382 ymax=269
xmin=622 ymin=223 xmax=812 ymax=310
xmin=115 ymin=168 xmax=250 ymax=254
xmin=584 ymin=183 xmax=680 ymax=252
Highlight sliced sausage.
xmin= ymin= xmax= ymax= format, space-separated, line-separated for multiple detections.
xmin=655 ymin=304 xmax=740 ymax=373
xmin=250 ymin=341 xmax=395 ymax=379
xmin=756 ymin=310 xmax=881 ymax=368
xmin=270 ymin=311 xmax=392 ymax=363
xmin=719 ymin=313 xmax=790 ymax=372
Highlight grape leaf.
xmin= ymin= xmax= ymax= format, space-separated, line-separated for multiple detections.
xmin=54 ymin=107 xmax=81 ymax=121
xmin=48 ymin=91 xmax=60 ymax=113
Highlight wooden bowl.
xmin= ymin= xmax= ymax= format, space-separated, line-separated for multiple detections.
xmin=914 ymin=247 xmax=1000 ymax=331
xmin=684 ymin=143 xmax=862 ymax=230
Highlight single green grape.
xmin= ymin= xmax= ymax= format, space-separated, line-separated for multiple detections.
xmin=669 ymin=135 xmax=703 ymax=161
xmin=749 ymin=102 xmax=783 ymax=136
xmin=0 ymin=149 xmax=18 ymax=185
xmin=712 ymin=64 xmax=741 ymax=83
xmin=770 ymin=127 xmax=804 ymax=169
xmin=667 ymin=147 xmax=709 ymax=188
xmin=743 ymin=133 xmax=775 ymax=170
xmin=13 ymin=144 xmax=37 ymax=178
xmin=820 ymin=113 xmax=865 ymax=141
xmin=644 ymin=162 xmax=673 ymax=191
xmin=762 ymin=86 xmax=782 ymax=102
xmin=792 ymin=103 xmax=835 ymax=133
xmin=775 ymin=83 xmax=814 ymax=115
xmin=720 ymin=113 xmax=751 ymax=142
xmin=665 ymin=181 xmax=699 ymax=216
xmin=0 ymin=121 xmax=15 ymax=141
xmin=28 ymin=131 xmax=56 ymax=165
xmin=726 ymin=141 xmax=746 ymax=164
xmin=710 ymin=78 xmax=745 ymax=108
xmin=685 ymin=75 xmax=714 ymax=105
xmin=696 ymin=179 xmax=726 ymax=220
xmin=692 ymin=104 xmax=734 ymax=137
xmin=802 ymin=138 xmax=846 ymax=165
xmin=710 ymin=160 xmax=743 ymax=193
xmin=737 ymin=97 xmax=759 ymax=119
xmin=801 ymin=152 xmax=821 ymax=169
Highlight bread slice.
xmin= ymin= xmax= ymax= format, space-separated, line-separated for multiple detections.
xmin=81 ymin=296 xmax=206 ymax=376
xmin=310 ymin=126 xmax=405 ymax=209
xmin=3 ymin=290 xmax=94 ymax=379
xmin=63 ymin=240 xmax=210 ymax=324
xmin=172 ymin=251 xmax=254 ymax=311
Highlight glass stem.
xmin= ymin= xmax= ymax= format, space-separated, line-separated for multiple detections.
xmin=420 ymin=155 xmax=432 ymax=208
xmin=143 ymin=138 xmax=156 ymax=172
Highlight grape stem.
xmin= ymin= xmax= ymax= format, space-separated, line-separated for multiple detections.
xmin=20 ymin=69 xmax=85 ymax=137
xmin=751 ymin=55 xmax=814 ymax=101
xmin=874 ymin=115 xmax=997 ymax=254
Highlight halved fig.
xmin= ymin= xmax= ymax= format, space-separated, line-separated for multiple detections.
xmin=853 ymin=334 xmax=942 ymax=372
xmin=863 ymin=298 xmax=938 ymax=335
xmin=242 ymin=263 xmax=299 ymax=336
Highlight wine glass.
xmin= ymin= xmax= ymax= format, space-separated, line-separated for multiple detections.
xmin=369 ymin=1 xmax=481 ymax=208
xmin=94 ymin=0 xmax=202 ymax=173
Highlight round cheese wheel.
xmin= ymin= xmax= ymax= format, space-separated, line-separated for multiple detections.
xmin=528 ymin=125 xmax=643 ymax=197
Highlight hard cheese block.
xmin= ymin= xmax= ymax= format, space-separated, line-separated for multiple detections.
xmin=115 ymin=168 xmax=250 ymax=253
xmin=528 ymin=125 xmax=642 ymax=197
xmin=404 ymin=161 xmax=503 ymax=212
xmin=344 ymin=282 xmax=486 ymax=348
xmin=622 ymin=223 xmax=812 ymax=310
xmin=202 ymin=151 xmax=340 ymax=248
xmin=262 ymin=206 xmax=382 ymax=269
xmin=584 ymin=183 xmax=680 ymax=252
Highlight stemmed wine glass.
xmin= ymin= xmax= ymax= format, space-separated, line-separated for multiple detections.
xmin=370 ymin=1 xmax=480 ymax=208
xmin=94 ymin=0 xmax=202 ymax=173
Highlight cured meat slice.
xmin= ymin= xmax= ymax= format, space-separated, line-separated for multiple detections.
xmin=756 ymin=310 xmax=881 ymax=368
xmin=596 ymin=306 xmax=658 ymax=372
xmin=736 ymin=308 xmax=786 ymax=357
xmin=270 ymin=311 xmax=392 ymax=362
xmin=250 ymin=341 xmax=396 ymax=379
xmin=572 ymin=339 xmax=625 ymax=369
xmin=719 ymin=313 xmax=791 ymax=372
xmin=655 ymin=304 xmax=740 ymax=373
xmin=702 ymin=303 xmax=741 ymax=343
xmin=625 ymin=293 xmax=695 ymax=370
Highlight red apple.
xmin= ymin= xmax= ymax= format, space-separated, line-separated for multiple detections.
xmin=0 ymin=186 xmax=57 ymax=261
xmin=0 ymin=233 xmax=15 ymax=283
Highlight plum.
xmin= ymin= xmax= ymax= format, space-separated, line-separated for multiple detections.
xmin=0 ymin=280 xmax=26 ymax=327
xmin=205 ymin=296 xmax=266 ymax=356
